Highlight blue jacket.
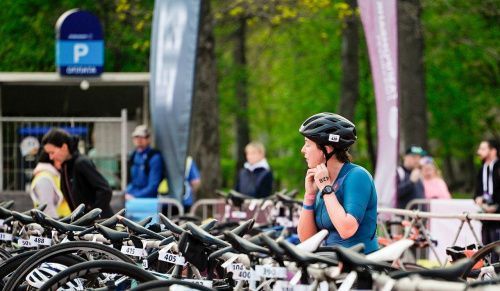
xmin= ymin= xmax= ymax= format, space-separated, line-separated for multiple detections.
xmin=127 ymin=147 xmax=164 ymax=198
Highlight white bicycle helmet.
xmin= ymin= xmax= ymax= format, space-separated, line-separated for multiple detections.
xmin=26 ymin=262 xmax=84 ymax=290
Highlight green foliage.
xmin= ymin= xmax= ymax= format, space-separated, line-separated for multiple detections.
xmin=0 ymin=0 xmax=152 ymax=72
xmin=423 ymin=0 xmax=500 ymax=166
xmin=0 ymin=0 xmax=497 ymax=195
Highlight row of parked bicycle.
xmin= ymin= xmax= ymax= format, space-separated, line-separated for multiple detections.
xmin=0 ymin=194 xmax=499 ymax=290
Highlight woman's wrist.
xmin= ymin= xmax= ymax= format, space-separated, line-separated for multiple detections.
xmin=303 ymin=193 xmax=316 ymax=206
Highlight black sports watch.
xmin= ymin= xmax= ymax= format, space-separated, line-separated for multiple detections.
xmin=321 ymin=185 xmax=334 ymax=198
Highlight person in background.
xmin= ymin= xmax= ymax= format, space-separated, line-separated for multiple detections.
xmin=42 ymin=128 xmax=113 ymax=218
xmin=420 ymin=156 xmax=452 ymax=199
xmin=30 ymin=151 xmax=71 ymax=218
xmin=235 ymin=141 xmax=273 ymax=198
xmin=474 ymin=139 xmax=499 ymax=261
xmin=126 ymin=125 xmax=165 ymax=200
xmin=396 ymin=145 xmax=426 ymax=209
xmin=182 ymin=156 xmax=201 ymax=213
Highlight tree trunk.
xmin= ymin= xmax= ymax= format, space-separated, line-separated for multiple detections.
xmin=338 ymin=0 xmax=359 ymax=122
xmin=398 ymin=0 xmax=428 ymax=151
xmin=234 ymin=17 xmax=250 ymax=173
xmin=189 ymin=0 xmax=221 ymax=198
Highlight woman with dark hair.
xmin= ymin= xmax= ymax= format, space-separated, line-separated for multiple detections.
xmin=42 ymin=128 xmax=113 ymax=218
xmin=297 ymin=112 xmax=378 ymax=254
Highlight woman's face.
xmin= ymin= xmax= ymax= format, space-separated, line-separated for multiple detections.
xmin=301 ymin=138 xmax=325 ymax=169
xmin=43 ymin=143 xmax=70 ymax=164
xmin=421 ymin=163 xmax=436 ymax=179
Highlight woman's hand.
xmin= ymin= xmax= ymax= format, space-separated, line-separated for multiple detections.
xmin=314 ymin=163 xmax=331 ymax=190
xmin=305 ymin=168 xmax=318 ymax=196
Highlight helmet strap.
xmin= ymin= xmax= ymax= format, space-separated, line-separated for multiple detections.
xmin=321 ymin=146 xmax=336 ymax=166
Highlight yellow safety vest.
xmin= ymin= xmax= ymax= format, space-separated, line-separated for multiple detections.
xmin=30 ymin=171 xmax=71 ymax=218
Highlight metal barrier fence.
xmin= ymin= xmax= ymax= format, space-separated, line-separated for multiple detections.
xmin=159 ymin=197 xmax=185 ymax=217
xmin=189 ymin=198 xmax=274 ymax=224
xmin=0 ymin=109 xmax=128 ymax=191
xmin=189 ymin=198 xmax=226 ymax=221
xmin=378 ymin=207 xmax=500 ymax=266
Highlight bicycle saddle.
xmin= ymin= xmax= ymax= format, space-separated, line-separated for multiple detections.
xmin=230 ymin=219 xmax=255 ymax=237
xmin=390 ymin=258 xmax=473 ymax=281
xmin=223 ymin=231 xmax=270 ymax=255
xmin=0 ymin=206 xmax=12 ymax=219
xmin=119 ymin=216 xmax=165 ymax=241
xmin=185 ymin=222 xmax=230 ymax=248
xmin=136 ymin=216 xmax=153 ymax=227
xmin=366 ymin=239 xmax=413 ymax=262
xmin=100 ymin=209 xmax=126 ymax=228
xmin=11 ymin=210 xmax=35 ymax=225
xmin=0 ymin=200 xmax=14 ymax=209
xmin=58 ymin=204 xmax=85 ymax=224
xmin=228 ymin=190 xmax=255 ymax=208
xmin=296 ymin=229 xmax=329 ymax=253
xmin=72 ymin=208 xmax=102 ymax=226
xmin=259 ymin=233 xmax=286 ymax=257
xmin=278 ymin=239 xmax=338 ymax=266
xmin=95 ymin=223 xmax=129 ymax=242
xmin=330 ymin=245 xmax=394 ymax=272
xmin=44 ymin=216 xmax=87 ymax=232
xmin=159 ymin=213 xmax=185 ymax=235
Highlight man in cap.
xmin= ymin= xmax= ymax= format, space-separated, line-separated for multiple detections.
xmin=125 ymin=125 xmax=165 ymax=200
xmin=396 ymin=145 xmax=426 ymax=208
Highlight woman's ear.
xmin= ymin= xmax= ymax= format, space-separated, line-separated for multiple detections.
xmin=325 ymin=145 xmax=335 ymax=154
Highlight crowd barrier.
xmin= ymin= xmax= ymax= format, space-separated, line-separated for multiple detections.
xmin=378 ymin=206 xmax=500 ymax=266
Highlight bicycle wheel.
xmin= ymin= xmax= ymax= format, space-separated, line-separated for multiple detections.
xmin=462 ymin=241 xmax=500 ymax=280
xmin=0 ymin=247 xmax=12 ymax=261
xmin=4 ymin=241 xmax=134 ymax=290
xmin=39 ymin=260 xmax=157 ymax=291
xmin=130 ymin=279 xmax=215 ymax=291
xmin=0 ymin=251 xmax=85 ymax=290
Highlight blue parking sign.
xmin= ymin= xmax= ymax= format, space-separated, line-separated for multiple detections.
xmin=56 ymin=9 xmax=104 ymax=76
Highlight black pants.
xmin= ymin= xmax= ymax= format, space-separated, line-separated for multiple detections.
xmin=481 ymin=223 xmax=500 ymax=263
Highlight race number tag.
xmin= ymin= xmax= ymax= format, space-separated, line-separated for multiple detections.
xmin=18 ymin=238 xmax=37 ymax=248
xmin=233 ymin=269 xmax=257 ymax=281
xmin=0 ymin=232 xmax=13 ymax=241
xmin=255 ymin=265 xmax=287 ymax=279
xmin=30 ymin=236 xmax=52 ymax=246
xmin=226 ymin=263 xmax=245 ymax=272
xmin=158 ymin=248 xmax=185 ymax=265
xmin=231 ymin=211 xmax=247 ymax=219
xmin=182 ymin=279 xmax=213 ymax=288
xmin=121 ymin=246 xmax=146 ymax=257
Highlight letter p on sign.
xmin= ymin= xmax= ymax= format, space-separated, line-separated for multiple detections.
xmin=74 ymin=43 xmax=89 ymax=63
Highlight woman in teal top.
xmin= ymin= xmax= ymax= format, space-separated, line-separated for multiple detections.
xmin=297 ymin=112 xmax=378 ymax=254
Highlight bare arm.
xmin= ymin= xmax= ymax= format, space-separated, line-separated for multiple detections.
xmin=323 ymin=194 xmax=359 ymax=239
xmin=297 ymin=207 xmax=318 ymax=241
xmin=298 ymin=169 xmax=319 ymax=242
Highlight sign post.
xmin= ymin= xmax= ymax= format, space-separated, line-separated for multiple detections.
xmin=56 ymin=9 xmax=104 ymax=76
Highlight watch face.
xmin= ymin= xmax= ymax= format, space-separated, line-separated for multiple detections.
xmin=322 ymin=185 xmax=333 ymax=194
